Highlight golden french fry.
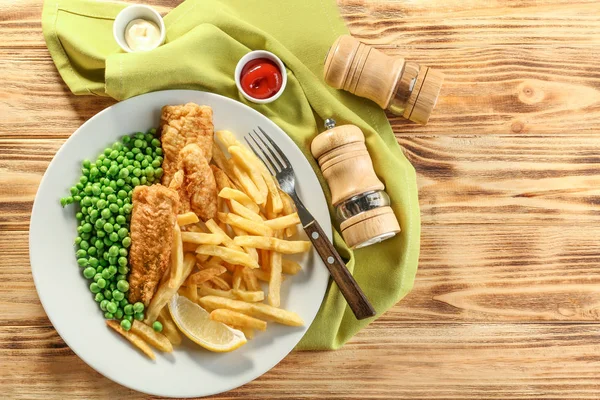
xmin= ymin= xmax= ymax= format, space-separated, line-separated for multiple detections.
xmin=220 ymin=271 xmax=233 ymax=286
xmin=107 ymin=320 xmax=155 ymax=359
xmin=188 ymin=265 xmax=227 ymax=284
xmin=218 ymin=188 xmax=260 ymax=213
xmin=198 ymin=284 xmax=236 ymax=299
xmin=230 ymin=225 xmax=259 ymax=262
xmin=280 ymin=191 xmax=297 ymax=237
xmin=177 ymin=212 xmax=199 ymax=226
xmin=168 ymin=170 xmax=184 ymax=190
xmin=229 ymin=146 xmax=269 ymax=201
xmin=268 ymin=233 xmax=283 ymax=307
xmin=253 ymin=269 xmax=271 ymax=282
xmin=218 ymin=212 xmax=272 ymax=236
xmin=241 ymin=327 xmax=254 ymax=339
xmin=229 ymin=199 xmax=263 ymax=222
xmin=205 ymin=219 xmax=244 ymax=252
xmin=233 ymin=289 xmax=265 ymax=303
xmin=242 ymin=266 xmax=260 ymax=292
xmin=195 ymin=244 xmax=260 ymax=269
xmin=210 ymin=275 xmax=231 ymax=291
xmin=188 ymin=283 xmax=198 ymax=303
xmin=265 ymin=213 xmax=300 ymax=231
xmin=181 ymin=232 xmax=224 ymax=245
xmin=282 ymin=259 xmax=302 ymax=275
xmin=169 ymin=224 xmax=184 ymax=288
xmin=210 ymin=309 xmax=267 ymax=331
xmin=158 ymin=307 xmax=182 ymax=346
xmin=232 ymin=266 xmax=243 ymax=290
xmin=233 ymin=236 xmax=311 ymax=254
xmin=145 ymin=253 xmax=196 ymax=324
xmin=199 ymin=296 xmax=304 ymax=327
xmin=131 ymin=320 xmax=173 ymax=352
xmin=260 ymin=249 xmax=271 ymax=272
xmin=230 ymin=160 xmax=265 ymax=205
xmin=188 ymin=222 xmax=207 ymax=233
xmin=215 ymin=130 xmax=239 ymax=148
xmin=212 ymin=142 xmax=237 ymax=182
xmin=211 ymin=165 xmax=235 ymax=192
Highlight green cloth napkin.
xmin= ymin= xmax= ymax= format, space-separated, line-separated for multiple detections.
xmin=42 ymin=0 xmax=420 ymax=350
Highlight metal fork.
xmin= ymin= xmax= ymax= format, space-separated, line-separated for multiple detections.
xmin=246 ymin=127 xmax=376 ymax=320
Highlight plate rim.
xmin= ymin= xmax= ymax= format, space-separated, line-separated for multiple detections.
xmin=29 ymin=89 xmax=331 ymax=397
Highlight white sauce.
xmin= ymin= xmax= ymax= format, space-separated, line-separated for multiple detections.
xmin=125 ymin=19 xmax=161 ymax=52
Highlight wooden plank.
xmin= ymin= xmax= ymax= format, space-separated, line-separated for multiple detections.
xmin=2 ymin=45 xmax=599 ymax=137
xmin=2 ymin=0 xmax=599 ymax=48
xmin=5 ymin=135 xmax=600 ymax=230
xmin=11 ymin=223 xmax=600 ymax=326
xmin=1 ymin=322 xmax=600 ymax=399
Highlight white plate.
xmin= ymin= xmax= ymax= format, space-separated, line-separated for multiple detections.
xmin=29 ymin=90 xmax=331 ymax=398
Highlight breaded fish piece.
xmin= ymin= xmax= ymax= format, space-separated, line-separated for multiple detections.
xmin=160 ymin=103 xmax=213 ymax=187
xmin=176 ymin=143 xmax=218 ymax=221
xmin=128 ymin=185 xmax=179 ymax=306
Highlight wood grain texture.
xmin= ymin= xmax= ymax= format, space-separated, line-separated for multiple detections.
xmin=3 ymin=0 xmax=600 ymax=398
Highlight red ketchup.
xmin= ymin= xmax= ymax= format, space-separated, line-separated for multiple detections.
xmin=240 ymin=58 xmax=283 ymax=100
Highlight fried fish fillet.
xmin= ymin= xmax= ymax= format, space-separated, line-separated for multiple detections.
xmin=128 ymin=185 xmax=179 ymax=306
xmin=176 ymin=143 xmax=218 ymax=221
xmin=160 ymin=103 xmax=213 ymax=187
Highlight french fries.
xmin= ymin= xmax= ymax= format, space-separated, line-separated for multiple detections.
xmin=282 ymin=259 xmax=302 ymax=275
xmin=210 ymin=309 xmax=267 ymax=331
xmin=205 ymin=219 xmax=244 ymax=252
xmin=268 ymin=231 xmax=283 ymax=307
xmin=169 ymin=224 xmax=184 ymax=287
xmin=181 ymin=232 xmax=224 ymax=245
xmin=230 ymin=161 xmax=264 ymax=205
xmin=241 ymin=266 xmax=260 ymax=292
xmin=210 ymin=276 xmax=231 ymax=291
xmin=195 ymin=244 xmax=260 ymax=269
xmin=253 ymin=269 xmax=271 ymax=282
xmin=241 ymin=327 xmax=254 ymax=339
xmin=218 ymin=212 xmax=272 ymax=236
xmin=199 ymin=296 xmax=304 ymax=327
xmin=198 ymin=284 xmax=236 ymax=299
xmin=188 ymin=265 xmax=227 ymax=285
xmin=232 ymin=266 xmax=243 ymax=290
xmin=218 ymin=188 xmax=260 ymax=213
xmin=229 ymin=199 xmax=263 ymax=222
xmin=145 ymin=253 xmax=196 ymax=324
xmin=233 ymin=236 xmax=311 ymax=254
xmin=233 ymin=289 xmax=265 ymax=302
xmin=280 ymin=191 xmax=297 ymax=237
xmin=177 ymin=212 xmax=199 ymax=226
xmin=264 ymin=213 xmax=300 ymax=231
xmin=107 ymin=320 xmax=155 ymax=360
xmin=212 ymin=142 xmax=241 ymax=188
xmin=229 ymin=146 xmax=269 ymax=201
xmin=158 ymin=307 xmax=182 ymax=346
xmin=131 ymin=320 xmax=173 ymax=352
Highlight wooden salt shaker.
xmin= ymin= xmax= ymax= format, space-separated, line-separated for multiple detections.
xmin=311 ymin=119 xmax=401 ymax=249
xmin=324 ymin=35 xmax=444 ymax=125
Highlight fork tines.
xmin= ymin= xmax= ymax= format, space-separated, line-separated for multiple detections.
xmin=245 ymin=127 xmax=289 ymax=176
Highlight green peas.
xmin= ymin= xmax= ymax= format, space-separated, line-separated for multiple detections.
xmin=101 ymin=269 xmax=111 ymax=280
xmin=90 ymin=282 xmax=100 ymax=293
xmin=140 ymin=176 xmax=147 ymax=185
xmin=101 ymin=209 xmax=111 ymax=220
xmin=75 ymin=212 xmax=83 ymax=221
xmin=123 ymin=315 xmax=133 ymax=323
xmin=97 ymin=199 xmax=107 ymax=209
xmin=108 ymin=265 xmax=118 ymax=276
xmin=80 ymin=240 xmax=89 ymax=250
xmin=97 ymin=278 xmax=107 ymax=289
xmin=109 ymin=203 xmax=119 ymax=213
xmin=104 ymin=312 xmax=114 ymax=319
xmin=80 ymin=176 xmax=88 ymax=184
xmin=132 ymin=167 xmax=142 ymax=177
xmin=95 ymin=240 xmax=105 ymax=250
xmin=88 ymin=257 xmax=98 ymax=267
xmin=151 ymin=159 xmax=161 ymax=168
xmin=117 ymin=189 xmax=127 ymax=199
xmin=108 ymin=245 xmax=119 ymax=257
xmin=93 ymin=273 xmax=102 ymax=282
xmin=134 ymin=312 xmax=144 ymax=321
xmin=117 ymin=280 xmax=129 ymax=292
xmin=89 ymin=209 xmax=99 ymax=219
xmin=77 ymin=258 xmax=89 ymax=267
xmin=100 ymin=299 xmax=109 ymax=311
xmin=133 ymin=302 xmax=144 ymax=313
xmin=154 ymin=168 xmax=163 ymax=178
xmin=152 ymin=321 xmax=163 ymax=332
xmin=119 ymin=168 xmax=129 ymax=178
xmin=123 ymin=204 xmax=133 ymax=215
xmin=120 ymin=319 xmax=132 ymax=331
xmin=116 ymin=178 xmax=125 ymax=187
xmin=122 ymin=237 xmax=132 ymax=248
xmin=82 ymin=223 xmax=92 ymax=233
xmin=134 ymin=139 xmax=143 ymax=148
xmin=99 ymin=166 xmax=108 ymax=174
xmin=118 ymin=257 xmax=128 ymax=267
xmin=103 ymin=223 xmax=114 ymax=233
xmin=80 ymin=232 xmax=91 ymax=240
xmin=109 ymin=150 xmax=119 ymax=159
xmin=106 ymin=301 xmax=118 ymax=314
xmin=116 ymin=215 xmax=126 ymax=224
xmin=124 ymin=304 xmax=134 ymax=315
xmin=104 ymin=289 xmax=112 ymax=300
xmin=87 ymin=247 xmax=97 ymax=256
xmin=141 ymin=159 xmax=149 ymax=168
xmin=120 ymin=298 xmax=128 ymax=307
xmin=115 ymin=309 xmax=124 ymax=319
xmin=117 ymin=227 xmax=128 ymax=238
xmin=81 ymin=197 xmax=92 ymax=207
xmin=116 ymin=274 xmax=127 ymax=282
xmin=108 ymin=256 xmax=118 ymax=266
xmin=109 ymin=232 xmax=119 ymax=242
xmin=119 ymin=248 xmax=128 ymax=257
xmin=103 ymin=186 xmax=114 ymax=195
xmin=113 ymin=290 xmax=125 ymax=301
xmin=131 ymin=177 xmax=140 ymax=186
xmin=156 ymin=148 xmax=163 ymax=156
xmin=94 ymin=293 xmax=104 ymax=302
xmin=151 ymin=138 xmax=161 ymax=148
xmin=83 ymin=267 xmax=96 ymax=279
xmin=76 ymin=249 xmax=87 ymax=258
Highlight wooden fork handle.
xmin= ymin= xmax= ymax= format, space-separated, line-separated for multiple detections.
xmin=303 ymin=220 xmax=376 ymax=320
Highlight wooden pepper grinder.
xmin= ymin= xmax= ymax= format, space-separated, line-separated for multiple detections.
xmin=324 ymin=35 xmax=444 ymax=125
xmin=311 ymin=119 xmax=401 ymax=249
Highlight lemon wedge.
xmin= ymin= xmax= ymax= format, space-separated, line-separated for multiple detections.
xmin=168 ymin=294 xmax=247 ymax=352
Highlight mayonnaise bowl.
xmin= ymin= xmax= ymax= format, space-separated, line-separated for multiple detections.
xmin=113 ymin=5 xmax=166 ymax=53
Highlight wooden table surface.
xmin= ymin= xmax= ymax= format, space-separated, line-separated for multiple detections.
xmin=3 ymin=0 xmax=600 ymax=398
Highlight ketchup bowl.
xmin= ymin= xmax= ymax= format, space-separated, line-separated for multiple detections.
xmin=235 ymin=50 xmax=287 ymax=104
